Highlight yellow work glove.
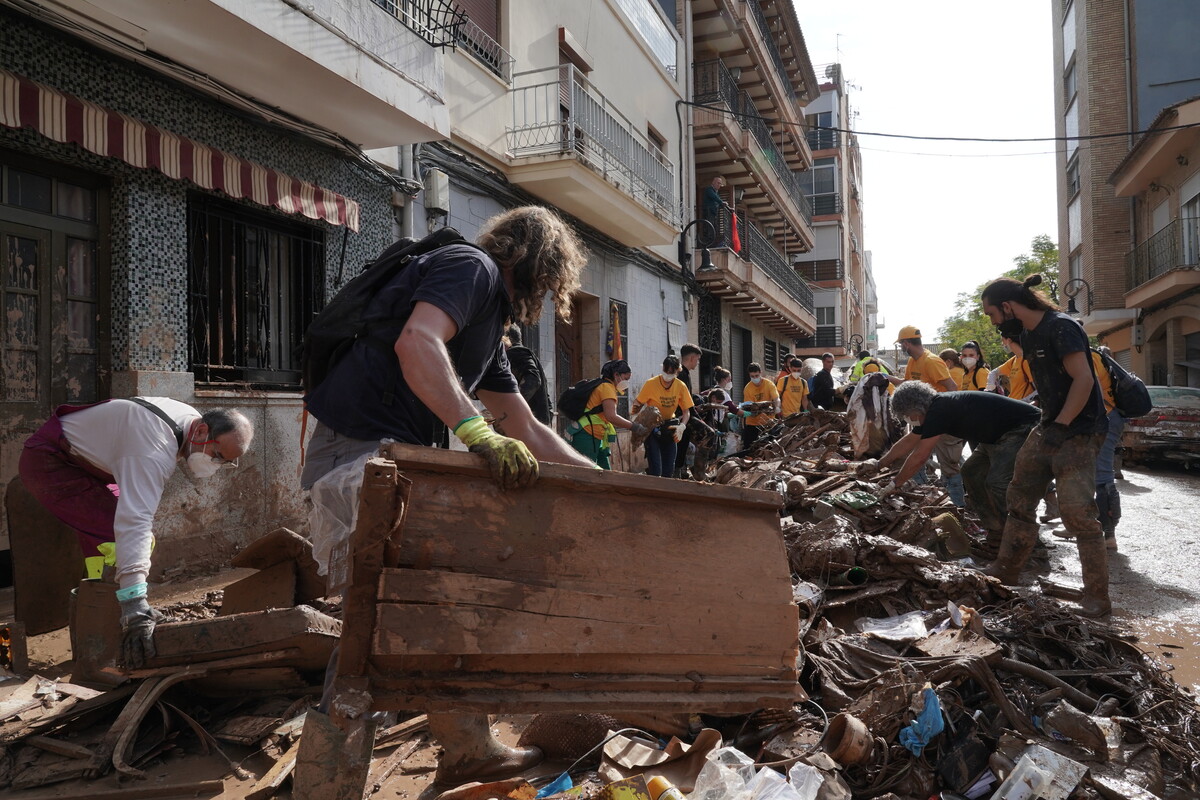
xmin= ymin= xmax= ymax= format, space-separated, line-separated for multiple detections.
xmin=454 ymin=416 xmax=539 ymax=490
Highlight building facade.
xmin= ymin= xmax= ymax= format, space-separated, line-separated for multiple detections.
xmin=1051 ymin=0 xmax=1200 ymax=385
xmin=0 ymin=0 xmax=447 ymax=579
xmin=793 ymin=63 xmax=872 ymax=366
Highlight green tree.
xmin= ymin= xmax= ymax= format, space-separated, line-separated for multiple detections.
xmin=937 ymin=235 xmax=1060 ymax=368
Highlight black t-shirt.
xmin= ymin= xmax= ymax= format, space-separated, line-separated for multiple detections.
xmin=1020 ymin=311 xmax=1107 ymax=435
xmin=811 ymin=370 xmax=835 ymax=408
xmin=914 ymin=391 xmax=1041 ymax=443
xmin=305 ymin=244 xmax=519 ymax=443
xmin=507 ymin=345 xmax=551 ymax=425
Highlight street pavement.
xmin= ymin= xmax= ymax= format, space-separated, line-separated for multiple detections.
xmin=1038 ymin=462 xmax=1200 ymax=693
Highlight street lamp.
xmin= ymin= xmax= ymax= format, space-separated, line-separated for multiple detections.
xmin=1063 ymin=278 xmax=1093 ymax=315
xmin=848 ymin=333 xmax=864 ymax=353
xmin=678 ymin=218 xmax=716 ymax=276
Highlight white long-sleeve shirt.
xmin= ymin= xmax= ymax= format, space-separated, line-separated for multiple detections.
xmin=59 ymin=398 xmax=199 ymax=589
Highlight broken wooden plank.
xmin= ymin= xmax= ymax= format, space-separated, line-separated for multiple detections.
xmin=373 ymin=713 xmax=427 ymax=750
xmin=247 ymin=737 xmax=301 ymax=800
xmin=366 ymin=735 xmax=425 ymax=795
xmin=0 ymin=682 xmax=137 ymax=745
xmin=119 ymin=649 xmax=304 ymax=680
xmin=220 ymin=561 xmax=297 ymax=616
xmin=18 ymin=778 xmax=226 ymax=798
xmin=25 ymin=734 xmax=94 ymax=759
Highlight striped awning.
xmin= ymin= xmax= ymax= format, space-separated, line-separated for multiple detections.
xmin=0 ymin=69 xmax=360 ymax=231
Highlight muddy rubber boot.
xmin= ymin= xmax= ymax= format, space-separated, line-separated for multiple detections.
xmin=429 ymin=713 xmax=543 ymax=788
xmin=985 ymin=519 xmax=1040 ymax=584
xmin=1077 ymin=532 xmax=1112 ymax=617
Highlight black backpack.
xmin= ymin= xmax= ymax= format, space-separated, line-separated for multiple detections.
xmin=300 ymin=227 xmax=480 ymax=393
xmin=1093 ymin=348 xmax=1153 ymax=418
xmin=556 ymin=377 xmax=607 ymax=421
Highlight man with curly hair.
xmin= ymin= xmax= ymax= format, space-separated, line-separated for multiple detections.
xmin=301 ymin=206 xmax=597 ymax=785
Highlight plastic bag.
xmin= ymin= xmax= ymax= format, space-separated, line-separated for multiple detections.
xmin=307 ymin=452 xmax=374 ymax=582
xmin=786 ymin=763 xmax=824 ymax=800
xmin=854 ymin=610 xmax=928 ymax=642
xmin=690 ymin=747 xmax=755 ymax=800
xmin=747 ymin=765 xmax=804 ymax=800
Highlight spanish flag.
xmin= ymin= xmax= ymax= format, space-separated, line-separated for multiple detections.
xmin=731 ymin=211 xmax=742 ymax=254
xmin=607 ymin=301 xmax=623 ymax=361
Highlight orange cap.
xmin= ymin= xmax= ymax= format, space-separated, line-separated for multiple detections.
xmin=896 ymin=325 xmax=921 ymax=341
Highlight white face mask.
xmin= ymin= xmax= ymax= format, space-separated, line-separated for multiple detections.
xmin=661 ymin=372 xmax=676 ymax=384
xmin=961 ymin=357 xmax=977 ymax=368
xmin=790 ymin=371 xmax=803 ymax=379
xmin=185 ymin=451 xmax=222 ymax=480
xmin=616 ymin=378 xmax=630 ymax=392
xmin=751 ymin=376 xmax=762 ymax=385
xmin=721 ymin=381 xmax=732 ymax=391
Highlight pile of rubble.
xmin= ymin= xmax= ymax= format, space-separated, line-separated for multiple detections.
xmin=2 ymin=408 xmax=1199 ymax=799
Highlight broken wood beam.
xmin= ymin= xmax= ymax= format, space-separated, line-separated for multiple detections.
xmin=25 ymin=734 xmax=94 ymax=759
xmin=246 ymin=737 xmax=301 ymax=800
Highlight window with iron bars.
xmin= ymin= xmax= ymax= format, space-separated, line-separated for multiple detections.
xmin=188 ymin=196 xmax=325 ymax=388
xmin=764 ymin=337 xmax=778 ymax=371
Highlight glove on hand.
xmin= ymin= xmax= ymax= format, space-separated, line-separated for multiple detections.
xmin=118 ymin=595 xmax=163 ymax=669
xmin=672 ymin=424 xmax=685 ymax=443
xmin=455 ymin=416 xmax=539 ymax=490
xmin=630 ymin=422 xmax=649 ymax=437
xmin=1038 ymin=421 xmax=1070 ymax=448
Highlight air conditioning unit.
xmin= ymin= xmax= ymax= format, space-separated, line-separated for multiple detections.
xmin=424 ymin=168 xmax=450 ymax=214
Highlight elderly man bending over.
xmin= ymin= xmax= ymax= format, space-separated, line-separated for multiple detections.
xmin=877 ymin=382 xmax=1039 ymax=540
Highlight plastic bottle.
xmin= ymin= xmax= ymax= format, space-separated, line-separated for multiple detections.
xmin=988 ymin=753 xmax=1050 ymax=800
xmin=647 ymin=776 xmax=687 ymax=800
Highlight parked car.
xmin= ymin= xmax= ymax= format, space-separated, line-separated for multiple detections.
xmin=1120 ymin=385 xmax=1200 ymax=468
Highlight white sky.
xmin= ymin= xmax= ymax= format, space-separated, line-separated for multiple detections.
xmin=793 ymin=1 xmax=1059 ymax=350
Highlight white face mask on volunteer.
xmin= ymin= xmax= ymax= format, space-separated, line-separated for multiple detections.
xmin=790 ymin=371 xmax=803 ymax=379
xmin=661 ymin=372 xmax=676 ymax=384
xmin=616 ymin=378 xmax=630 ymax=392
xmin=961 ymin=357 xmax=978 ymax=369
xmin=751 ymin=376 xmax=762 ymax=385
xmin=185 ymin=451 xmax=222 ymax=480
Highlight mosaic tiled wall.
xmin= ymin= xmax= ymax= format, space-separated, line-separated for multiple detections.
xmin=1 ymin=10 xmax=394 ymax=372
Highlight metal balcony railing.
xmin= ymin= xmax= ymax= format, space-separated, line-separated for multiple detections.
xmin=704 ymin=211 xmax=814 ymax=313
xmin=809 ymin=194 xmax=843 ymax=216
xmin=1128 ymin=217 xmax=1200 ymax=289
xmin=813 ymin=326 xmax=844 ymax=348
xmin=806 ymin=128 xmax=839 ymax=151
xmin=796 ymin=259 xmax=843 ymax=282
xmin=370 ymin=0 xmax=464 ymax=47
xmin=454 ymin=16 xmax=514 ymax=82
xmin=743 ymin=219 xmax=815 ymax=313
xmin=508 ymin=65 xmax=677 ymax=224
xmin=746 ymin=0 xmax=795 ymax=102
xmin=694 ymin=59 xmax=739 ymax=111
xmin=738 ymin=94 xmax=813 ymax=225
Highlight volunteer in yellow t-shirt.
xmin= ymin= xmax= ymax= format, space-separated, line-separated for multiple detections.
xmin=568 ymin=359 xmax=648 ymax=470
xmin=959 ymin=341 xmax=991 ymax=392
xmin=993 ymin=334 xmax=1035 ymax=401
xmin=633 ymin=355 xmax=694 ymax=478
xmin=776 ymin=356 xmax=812 ymax=416
xmin=740 ymin=362 xmax=781 ymax=448
xmin=940 ymin=348 xmax=967 ymax=389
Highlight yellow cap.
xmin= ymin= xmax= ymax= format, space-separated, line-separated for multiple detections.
xmin=896 ymin=325 xmax=921 ymax=341
xmin=646 ymin=777 xmax=675 ymax=800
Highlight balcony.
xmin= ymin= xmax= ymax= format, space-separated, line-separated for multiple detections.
xmin=806 ymin=128 xmax=839 ymax=151
xmin=796 ymin=259 xmax=844 ymax=282
xmin=51 ymin=0 xmax=450 ymax=147
xmin=454 ymin=15 xmax=514 ymax=82
xmin=694 ymin=211 xmax=816 ymax=338
xmin=794 ymin=326 xmax=844 ymax=350
xmin=692 ymin=59 xmax=814 ymax=252
xmin=810 ymin=194 xmax=844 ymax=216
xmin=1125 ymin=217 xmax=1200 ymax=308
xmin=507 ymin=65 xmax=677 ymax=245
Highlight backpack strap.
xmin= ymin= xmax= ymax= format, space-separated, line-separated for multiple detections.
xmin=129 ymin=397 xmax=186 ymax=450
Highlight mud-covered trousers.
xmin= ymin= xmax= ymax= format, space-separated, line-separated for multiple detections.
xmin=960 ymin=423 xmax=1034 ymax=532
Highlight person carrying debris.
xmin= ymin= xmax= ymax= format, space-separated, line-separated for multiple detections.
xmin=633 ymin=355 xmax=694 ymax=477
xmin=740 ymin=362 xmax=781 ymax=447
xmin=567 ymin=359 xmax=648 ymax=469
xmin=980 ymin=274 xmax=1110 ymax=617
xmin=888 ymin=326 xmax=965 ymax=506
xmin=18 ymin=400 xmax=253 ymax=668
xmin=776 ymin=356 xmax=814 ymax=416
xmin=301 ymin=206 xmax=596 ymax=785
xmin=877 ymin=382 xmax=1039 ymax=543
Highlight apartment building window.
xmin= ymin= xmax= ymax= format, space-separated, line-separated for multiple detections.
xmin=816 ymin=306 xmax=835 ymax=326
xmin=799 ymin=158 xmax=840 ymax=215
xmin=1066 ymin=157 xmax=1080 ymax=198
xmin=764 ymin=338 xmax=778 ymax=371
xmin=1069 ymin=250 xmax=1082 ymax=283
xmin=188 ymin=196 xmax=325 ymax=388
xmin=806 ymin=111 xmax=837 ymax=151
xmin=1063 ymin=59 xmax=1077 ymax=104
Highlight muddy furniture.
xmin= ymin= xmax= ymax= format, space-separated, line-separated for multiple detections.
xmin=298 ymin=444 xmax=801 ymax=799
